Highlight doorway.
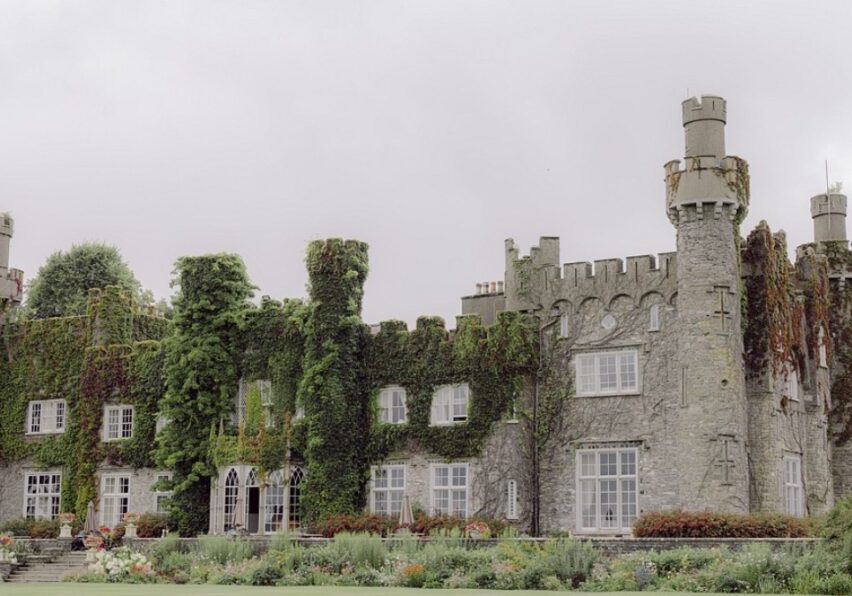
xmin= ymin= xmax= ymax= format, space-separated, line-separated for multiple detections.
xmin=246 ymin=486 xmax=260 ymax=534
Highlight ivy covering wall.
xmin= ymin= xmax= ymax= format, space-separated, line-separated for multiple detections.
xmin=0 ymin=286 xmax=169 ymax=520
xmin=153 ymin=254 xmax=254 ymax=535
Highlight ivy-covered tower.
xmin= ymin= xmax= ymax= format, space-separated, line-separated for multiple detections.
xmin=664 ymin=96 xmax=751 ymax=512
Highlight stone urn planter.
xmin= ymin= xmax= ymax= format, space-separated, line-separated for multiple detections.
xmin=85 ymin=548 xmax=98 ymax=563
xmin=59 ymin=523 xmax=73 ymax=538
xmin=124 ymin=523 xmax=137 ymax=539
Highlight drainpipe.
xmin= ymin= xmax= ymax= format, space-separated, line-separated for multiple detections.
xmin=532 ymin=313 xmax=559 ymax=537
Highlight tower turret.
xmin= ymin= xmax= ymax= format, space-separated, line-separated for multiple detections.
xmin=663 ymin=96 xmax=750 ymax=513
xmin=0 ymin=213 xmax=24 ymax=311
xmin=683 ymin=95 xmax=726 ymax=158
xmin=811 ymin=192 xmax=848 ymax=245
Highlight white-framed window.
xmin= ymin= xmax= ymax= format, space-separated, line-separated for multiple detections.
xmin=379 ymin=386 xmax=407 ymax=424
xmin=560 ymin=313 xmax=569 ymax=338
xmin=153 ymin=472 xmax=172 ymax=513
xmin=430 ymin=384 xmax=470 ymax=425
xmin=264 ymin=470 xmax=286 ymax=533
xmin=288 ymin=467 xmax=304 ymax=529
xmin=26 ymin=399 xmax=66 ymax=435
xmin=818 ymin=327 xmax=828 ymax=368
xmin=371 ymin=464 xmax=406 ymax=516
xmin=506 ymin=479 xmax=519 ymax=520
xmin=576 ymin=447 xmax=638 ymax=532
xmin=103 ymin=405 xmax=134 ymax=440
xmin=224 ymin=468 xmax=240 ymax=532
xmin=649 ymin=305 xmax=662 ymax=332
xmin=784 ymin=455 xmax=804 ymax=517
xmin=24 ymin=472 xmax=61 ymax=520
xmin=101 ymin=474 xmax=131 ymax=528
xmin=784 ymin=366 xmax=800 ymax=402
xmin=258 ymin=380 xmax=273 ymax=406
xmin=431 ymin=462 xmax=468 ymax=517
xmin=575 ymin=350 xmax=639 ymax=396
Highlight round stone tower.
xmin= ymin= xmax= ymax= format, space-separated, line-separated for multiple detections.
xmin=663 ymin=96 xmax=750 ymax=512
xmin=811 ymin=192 xmax=848 ymax=245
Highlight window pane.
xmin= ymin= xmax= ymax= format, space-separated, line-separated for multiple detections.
xmin=620 ymin=451 xmax=636 ymax=476
xmin=580 ymin=453 xmax=596 ymax=477
xmin=581 ymin=479 xmax=597 ymax=528
xmin=579 ymin=357 xmax=596 ymax=394
xmin=599 ymin=479 xmax=618 ymax=528
xmin=599 ymin=452 xmax=617 ymax=476
xmin=451 ymin=466 xmax=466 ymax=487
xmin=619 ymin=353 xmax=637 ymax=390
xmin=599 ymin=355 xmax=618 ymax=390
xmin=434 ymin=467 xmax=449 ymax=487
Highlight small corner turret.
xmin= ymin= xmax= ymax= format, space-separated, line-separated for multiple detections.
xmin=665 ymin=95 xmax=749 ymax=226
xmin=0 ymin=212 xmax=24 ymax=313
xmin=811 ymin=192 xmax=848 ymax=246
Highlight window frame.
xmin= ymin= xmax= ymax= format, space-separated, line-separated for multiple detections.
xmin=23 ymin=472 xmax=62 ymax=520
xmin=649 ymin=304 xmax=662 ymax=332
xmin=370 ymin=463 xmax=406 ymax=516
xmin=430 ymin=383 xmax=470 ymax=426
xmin=784 ymin=365 xmax=800 ymax=402
xmin=575 ymin=446 xmax=639 ymax=534
xmin=784 ymin=455 xmax=804 ymax=517
xmin=103 ymin=404 xmax=134 ymax=441
xmin=153 ymin=472 xmax=173 ymax=514
xmin=430 ymin=462 xmax=469 ymax=518
xmin=26 ymin=399 xmax=67 ymax=435
xmin=574 ymin=350 xmax=640 ymax=397
xmin=378 ymin=386 xmax=408 ymax=425
xmin=100 ymin=473 xmax=131 ymax=528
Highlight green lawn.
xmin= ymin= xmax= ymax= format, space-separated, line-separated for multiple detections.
xmin=0 ymin=587 xmax=773 ymax=596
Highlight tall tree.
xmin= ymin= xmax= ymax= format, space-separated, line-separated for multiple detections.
xmin=26 ymin=243 xmax=142 ymax=318
xmin=154 ymin=254 xmax=254 ymax=535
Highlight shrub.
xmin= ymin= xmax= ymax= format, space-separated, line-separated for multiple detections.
xmin=136 ymin=513 xmax=171 ymax=538
xmin=29 ymin=519 xmax=60 ymax=538
xmin=541 ymin=538 xmax=598 ymax=587
xmin=311 ymin=514 xmax=398 ymax=537
xmin=0 ymin=518 xmax=33 ymax=537
xmin=332 ymin=532 xmax=387 ymax=569
xmin=632 ymin=510 xmax=813 ymax=538
xmin=194 ymin=536 xmax=255 ymax=565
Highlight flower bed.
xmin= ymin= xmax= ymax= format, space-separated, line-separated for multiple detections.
xmin=632 ymin=511 xmax=814 ymax=538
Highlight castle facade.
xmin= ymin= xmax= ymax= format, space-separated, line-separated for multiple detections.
xmin=1 ymin=96 xmax=850 ymax=536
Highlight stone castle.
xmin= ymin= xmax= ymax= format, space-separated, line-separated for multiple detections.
xmin=0 ymin=95 xmax=850 ymax=536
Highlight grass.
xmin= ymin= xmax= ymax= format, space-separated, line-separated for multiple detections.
xmin=0 ymin=587 xmax=783 ymax=596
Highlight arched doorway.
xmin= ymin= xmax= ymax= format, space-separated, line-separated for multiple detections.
xmin=264 ymin=470 xmax=285 ymax=533
xmin=245 ymin=468 xmax=260 ymax=534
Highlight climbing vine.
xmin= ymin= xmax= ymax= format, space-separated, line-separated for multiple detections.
xmin=0 ymin=285 xmax=169 ymax=521
xmin=154 ymin=255 xmax=254 ymax=535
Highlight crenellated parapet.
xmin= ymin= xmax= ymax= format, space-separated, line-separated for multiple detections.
xmin=664 ymin=155 xmax=750 ymax=225
xmin=504 ymin=236 xmax=678 ymax=316
xmin=665 ymin=96 xmax=750 ymax=227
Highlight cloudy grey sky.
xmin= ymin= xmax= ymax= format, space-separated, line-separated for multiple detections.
xmin=2 ymin=0 xmax=851 ymax=325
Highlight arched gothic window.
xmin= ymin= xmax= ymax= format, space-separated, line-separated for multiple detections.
xmin=224 ymin=468 xmax=239 ymax=532
xmin=264 ymin=470 xmax=285 ymax=533
xmin=288 ymin=467 xmax=304 ymax=529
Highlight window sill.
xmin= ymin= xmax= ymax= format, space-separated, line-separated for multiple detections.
xmin=25 ymin=430 xmax=66 ymax=436
xmin=102 ymin=437 xmax=133 ymax=442
xmin=504 ymin=419 xmax=520 ymax=424
xmin=576 ymin=391 xmax=642 ymax=398
xmin=430 ymin=420 xmax=468 ymax=427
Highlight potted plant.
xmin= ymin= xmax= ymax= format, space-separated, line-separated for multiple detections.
xmin=122 ymin=512 xmax=140 ymax=538
xmin=0 ymin=534 xmax=18 ymax=564
xmin=58 ymin=512 xmax=76 ymax=538
xmin=83 ymin=534 xmax=104 ymax=562
xmin=464 ymin=520 xmax=490 ymax=540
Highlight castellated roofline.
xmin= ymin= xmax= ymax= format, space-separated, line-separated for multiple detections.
xmin=682 ymin=95 xmax=726 ymax=125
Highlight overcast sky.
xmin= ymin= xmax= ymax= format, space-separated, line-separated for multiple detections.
xmin=2 ymin=0 xmax=851 ymax=325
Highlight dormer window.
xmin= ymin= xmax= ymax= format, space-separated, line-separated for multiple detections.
xmin=430 ymin=384 xmax=469 ymax=425
xmin=379 ymin=386 xmax=407 ymax=424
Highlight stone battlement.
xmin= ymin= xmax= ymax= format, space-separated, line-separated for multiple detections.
xmin=504 ymin=237 xmax=678 ymax=312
